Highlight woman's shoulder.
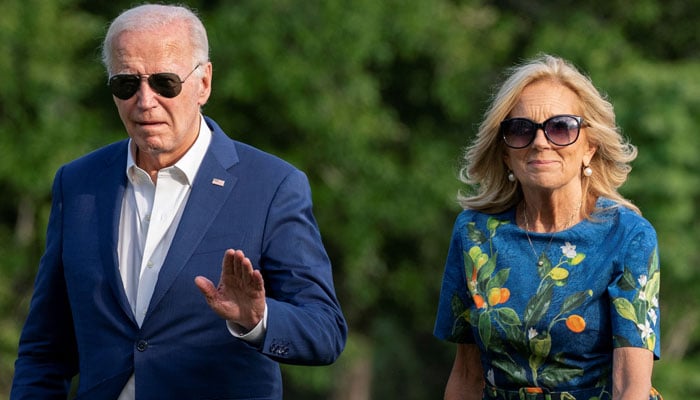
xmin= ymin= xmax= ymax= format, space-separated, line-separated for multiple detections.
xmin=452 ymin=208 xmax=516 ymax=240
xmin=593 ymin=197 xmax=657 ymax=236
xmin=455 ymin=207 xmax=514 ymax=224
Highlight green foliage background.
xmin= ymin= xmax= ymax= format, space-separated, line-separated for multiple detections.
xmin=1 ymin=0 xmax=698 ymax=398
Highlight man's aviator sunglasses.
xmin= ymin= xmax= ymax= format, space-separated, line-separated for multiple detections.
xmin=500 ymin=114 xmax=583 ymax=149
xmin=108 ymin=64 xmax=201 ymax=100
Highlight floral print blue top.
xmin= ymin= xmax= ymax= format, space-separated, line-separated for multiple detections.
xmin=434 ymin=197 xmax=660 ymax=398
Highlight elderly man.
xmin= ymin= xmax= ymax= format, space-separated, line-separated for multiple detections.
xmin=11 ymin=4 xmax=346 ymax=399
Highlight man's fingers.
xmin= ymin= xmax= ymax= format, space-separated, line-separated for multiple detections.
xmin=221 ymin=249 xmax=237 ymax=278
xmin=196 ymin=250 xmax=266 ymax=325
xmin=194 ymin=276 xmax=216 ymax=298
xmin=251 ymin=269 xmax=265 ymax=291
xmin=222 ymin=249 xmax=256 ymax=287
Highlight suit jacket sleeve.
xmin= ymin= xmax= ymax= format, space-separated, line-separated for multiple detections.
xmin=11 ymin=166 xmax=79 ymax=398
xmin=257 ymin=168 xmax=347 ymax=365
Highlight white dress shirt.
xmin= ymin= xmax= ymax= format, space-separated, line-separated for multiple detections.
xmin=116 ymin=116 xmax=266 ymax=399
xmin=118 ymin=118 xmax=211 ymax=327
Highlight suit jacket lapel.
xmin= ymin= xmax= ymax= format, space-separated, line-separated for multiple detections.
xmin=146 ymin=119 xmax=239 ymax=317
xmin=95 ymin=141 xmax=135 ymax=323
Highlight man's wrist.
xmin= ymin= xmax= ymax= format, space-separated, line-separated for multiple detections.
xmin=226 ymin=303 xmax=268 ymax=345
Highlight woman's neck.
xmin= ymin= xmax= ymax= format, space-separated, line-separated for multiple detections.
xmin=518 ymin=197 xmax=583 ymax=233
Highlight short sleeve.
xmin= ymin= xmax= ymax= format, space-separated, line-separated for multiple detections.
xmin=608 ymin=221 xmax=661 ymax=359
xmin=434 ymin=216 xmax=475 ymax=343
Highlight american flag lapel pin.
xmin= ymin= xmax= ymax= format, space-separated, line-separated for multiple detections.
xmin=211 ymin=178 xmax=225 ymax=187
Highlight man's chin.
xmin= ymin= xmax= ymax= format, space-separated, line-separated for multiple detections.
xmin=132 ymin=137 xmax=166 ymax=156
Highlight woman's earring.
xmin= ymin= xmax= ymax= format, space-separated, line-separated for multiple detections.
xmin=508 ymin=171 xmax=516 ymax=182
xmin=583 ymin=166 xmax=593 ymax=177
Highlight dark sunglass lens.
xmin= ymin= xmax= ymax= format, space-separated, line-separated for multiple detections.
xmin=149 ymin=73 xmax=182 ymax=98
xmin=109 ymin=75 xmax=141 ymax=100
xmin=545 ymin=116 xmax=579 ymax=145
xmin=503 ymin=119 xmax=536 ymax=148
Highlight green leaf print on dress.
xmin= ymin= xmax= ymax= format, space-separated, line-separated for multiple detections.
xmin=612 ymin=249 xmax=660 ymax=352
xmin=457 ymin=217 xmax=593 ymax=388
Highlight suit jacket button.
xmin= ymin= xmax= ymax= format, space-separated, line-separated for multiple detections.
xmin=136 ymin=340 xmax=148 ymax=352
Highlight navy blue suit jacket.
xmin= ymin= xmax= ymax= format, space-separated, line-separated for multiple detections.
xmin=11 ymin=117 xmax=347 ymax=399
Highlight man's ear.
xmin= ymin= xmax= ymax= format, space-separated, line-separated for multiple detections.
xmin=198 ymin=62 xmax=213 ymax=106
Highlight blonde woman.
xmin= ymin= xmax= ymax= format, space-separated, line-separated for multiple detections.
xmin=434 ymin=55 xmax=661 ymax=400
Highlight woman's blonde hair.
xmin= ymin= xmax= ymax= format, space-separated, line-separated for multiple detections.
xmin=458 ymin=54 xmax=640 ymax=215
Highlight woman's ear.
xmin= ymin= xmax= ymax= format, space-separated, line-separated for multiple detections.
xmin=583 ymin=143 xmax=597 ymax=166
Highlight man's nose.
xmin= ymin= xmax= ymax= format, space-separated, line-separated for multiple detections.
xmin=135 ymin=79 xmax=159 ymax=107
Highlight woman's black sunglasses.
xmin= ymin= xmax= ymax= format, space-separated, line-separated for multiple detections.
xmin=500 ymin=114 xmax=583 ymax=149
xmin=108 ymin=64 xmax=200 ymax=100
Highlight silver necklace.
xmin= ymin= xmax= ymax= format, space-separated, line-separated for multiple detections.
xmin=522 ymin=202 xmax=581 ymax=266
